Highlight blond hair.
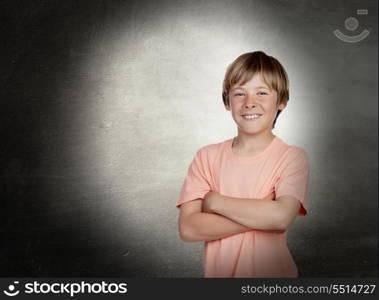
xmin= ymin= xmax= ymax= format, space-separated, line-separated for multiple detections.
xmin=222 ymin=51 xmax=289 ymax=128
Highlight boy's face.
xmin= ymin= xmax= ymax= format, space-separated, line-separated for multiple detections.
xmin=225 ymin=73 xmax=286 ymax=136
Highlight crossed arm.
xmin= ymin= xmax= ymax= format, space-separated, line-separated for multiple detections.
xmin=178 ymin=191 xmax=301 ymax=242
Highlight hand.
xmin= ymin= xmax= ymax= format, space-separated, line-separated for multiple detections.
xmin=262 ymin=190 xmax=276 ymax=202
xmin=202 ymin=191 xmax=219 ymax=213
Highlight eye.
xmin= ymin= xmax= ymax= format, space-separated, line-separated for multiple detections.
xmin=234 ymin=93 xmax=245 ymax=97
xmin=257 ymin=92 xmax=268 ymax=95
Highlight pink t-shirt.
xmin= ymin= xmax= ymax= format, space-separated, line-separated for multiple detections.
xmin=176 ymin=135 xmax=310 ymax=278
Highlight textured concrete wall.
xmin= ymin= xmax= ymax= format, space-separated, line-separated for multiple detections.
xmin=0 ymin=0 xmax=377 ymax=277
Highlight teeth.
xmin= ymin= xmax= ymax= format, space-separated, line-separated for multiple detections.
xmin=243 ymin=114 xmax=261 ymax=119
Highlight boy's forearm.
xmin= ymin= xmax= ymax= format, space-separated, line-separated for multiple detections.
xmin=207 ymin=193 xmax=283 ymax=231
xmin=183 ymin=211 xmax=252 ymax=242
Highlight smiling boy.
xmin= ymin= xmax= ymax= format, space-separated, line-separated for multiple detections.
xmin=176 ymin=51 xmax=310 ymax=277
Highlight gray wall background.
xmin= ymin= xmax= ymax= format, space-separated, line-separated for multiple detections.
xmin=1 ymin=0 xmax=377 ymax=277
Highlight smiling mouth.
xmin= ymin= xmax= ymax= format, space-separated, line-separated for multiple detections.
xmin=241 ymin=114 xmax=262 ymax=120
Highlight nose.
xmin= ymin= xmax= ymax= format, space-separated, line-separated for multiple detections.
xmin=244 ymin=96 xmax=257 ymax=109
xmin=244 ymin=103 xmax=256 ymax=109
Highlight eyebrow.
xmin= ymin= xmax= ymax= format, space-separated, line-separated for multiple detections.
xmin=231 ymin=86 xmax=270 ymax=91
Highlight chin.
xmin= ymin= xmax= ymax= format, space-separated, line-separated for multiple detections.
xmin=238 ymin=128 xmax=262 ymax=135
xmin=239 ymin=126 xmax=271 ymax=135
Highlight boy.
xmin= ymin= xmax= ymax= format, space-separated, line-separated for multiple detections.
xmin=176 ymin=51 xmax=310 ymax=278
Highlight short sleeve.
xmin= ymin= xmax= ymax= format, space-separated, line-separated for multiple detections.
xmin=274 ymin=148 xmax=310 ymax=216
xmin=176 ymin=148 xmax=212 ymax=209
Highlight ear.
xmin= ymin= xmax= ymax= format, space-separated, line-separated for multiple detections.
xmin=225 ymin=104 xmax=231 ymax=111
xmin=278 ymin=102 xmax=287 ymax=111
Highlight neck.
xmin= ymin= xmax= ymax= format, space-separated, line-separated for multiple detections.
xmin=233 ymin=130 xmax=275 ymax=152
